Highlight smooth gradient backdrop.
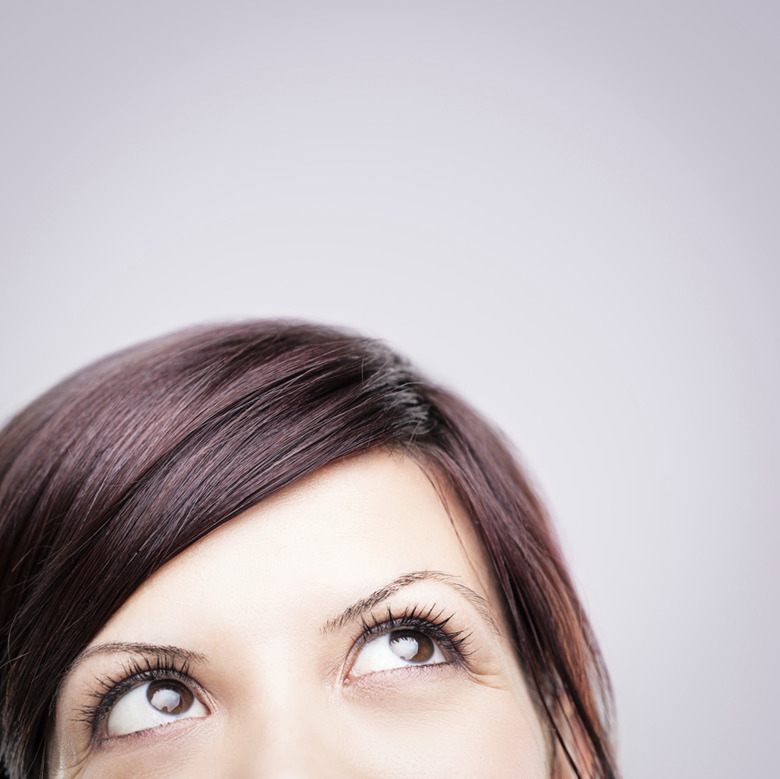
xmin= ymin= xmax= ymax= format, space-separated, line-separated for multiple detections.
xmin=2 ymin=3 xmax=778 ymax=776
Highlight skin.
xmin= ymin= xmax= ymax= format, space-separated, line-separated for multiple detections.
xmin=49 ymin=450 xmax=558 ymax=778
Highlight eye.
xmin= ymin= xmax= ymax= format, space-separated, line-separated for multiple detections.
xmin=105 ymin=679 xmax=208 ymax=737
xmin=351 ymin=628 xmax=448 ymax=677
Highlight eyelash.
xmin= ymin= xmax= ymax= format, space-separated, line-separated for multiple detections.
xmin=355 ymin=603 xmax=473 ymax=667
xmin=79 ymin=650 xmax=197 ymax=740
xmin=79 ymin=605 xmax=472 ymax=737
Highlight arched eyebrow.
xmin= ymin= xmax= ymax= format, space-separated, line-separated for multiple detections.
xmin=58 ymin=575 xmax=497 ymax=692
xmin=320 ymin=570 xmax=499 ymax=634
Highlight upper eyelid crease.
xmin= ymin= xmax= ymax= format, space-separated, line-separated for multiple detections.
xmin=320 ymin=570 xmax=499 ymax=635
xmin=58 ymin=576 xmax=492 ymax=694
xmin=58 ymin=644 xmax=207 ymax=698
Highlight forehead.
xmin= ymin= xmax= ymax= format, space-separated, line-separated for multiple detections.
xmin=91 ymin=450 xmax=496 ymax=646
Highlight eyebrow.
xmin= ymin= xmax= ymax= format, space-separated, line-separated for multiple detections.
xmin=59 ymin=574 xmax=496 ymax=692
xmin=320 ymin=570 xmax=499 ymax=634
xmin=59 ymin=643 xmax=207 ymax=694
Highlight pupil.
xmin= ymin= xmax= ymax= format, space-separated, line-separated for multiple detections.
xmin=147 ymin=680 xmax=192 ymax=714
xmin=389 ymin=630 xmax=434 ymax=662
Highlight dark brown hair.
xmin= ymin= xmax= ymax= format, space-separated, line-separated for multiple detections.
xmin=0 ymin=321 xmax=618 ymax=778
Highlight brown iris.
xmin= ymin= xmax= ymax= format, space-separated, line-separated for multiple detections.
xmin=388 ymin=630 xmax=436 ymax=663
xmin=146 ymin=680 xmax=193 ymax=715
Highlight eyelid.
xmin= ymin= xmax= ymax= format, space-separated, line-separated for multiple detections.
xmin=81 ymin=652 xmax=208 ymax=741
xmin=344 ymin=603 xmax=473 ymax=680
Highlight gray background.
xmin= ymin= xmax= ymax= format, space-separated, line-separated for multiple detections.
xmin=1 ymin=2 xmax=778 ymax=776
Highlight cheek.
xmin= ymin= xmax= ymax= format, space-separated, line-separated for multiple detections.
xmin=339 ymin=679 xmax=550 ymax=779
xmin=50 ymin=722 xmax=218 ymax=779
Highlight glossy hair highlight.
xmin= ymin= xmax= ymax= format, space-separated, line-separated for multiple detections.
xmin=0 ymin=321 xmax=618 ymax=778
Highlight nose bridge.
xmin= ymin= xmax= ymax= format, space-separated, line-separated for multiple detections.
xmin=232 ymin=712 xmax=351 ymax=778
xmin=225 ymin=665 xmax=353 ymax=779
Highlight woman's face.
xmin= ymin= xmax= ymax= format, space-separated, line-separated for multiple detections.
xmin=49 ymin=451 xmax=551 ymax=778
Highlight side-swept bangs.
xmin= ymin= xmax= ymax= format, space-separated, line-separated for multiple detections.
xmin=0 ymin=321 xmax=617 ymax=778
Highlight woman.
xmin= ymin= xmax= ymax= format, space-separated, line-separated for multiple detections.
xmin=0 ymin=321 xmax=618 ymax=778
